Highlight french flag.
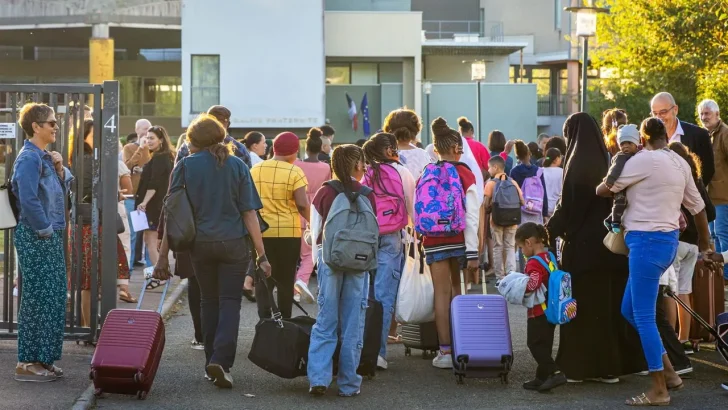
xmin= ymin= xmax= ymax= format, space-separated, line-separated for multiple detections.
xmin=345 ymin=92 xmax=358 ymax=132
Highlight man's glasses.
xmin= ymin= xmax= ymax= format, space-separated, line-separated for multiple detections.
xmin=651 ymin=106 xmax=675 ymax=117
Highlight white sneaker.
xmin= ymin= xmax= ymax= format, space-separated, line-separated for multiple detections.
xmin=586 ymin=377 xmax=620 ymax=384
xmin=206 ymin=364 xmax=233 ymax=389
xmin=294 ymin=279 xmax=315 ymax=303
xmin=431 ymin=351 xmax=452 ymax=369
xmin=191 ymin=339 xmax=205 ymax=351
xmin=675 ymin=366 xmax=693 ymax=375
xmin=377 ymin=355 xmax=388 ymax=370
xmin=293 ymin=294 xmax=301 ymax=303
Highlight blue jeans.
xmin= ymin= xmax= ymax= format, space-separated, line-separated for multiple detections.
xmin=713 ymin=204 xmax=728 ymax=279
xmin=307 ymin=254 xmax=368 ymax=395
xmin=374 ymin=232 xmax=403 ymax=359
xmin=125 ymin=199 xmax=151 ymax=271
xmin=190 ymin=237 xmax=250 ymax=371
xmin=622 ymin=230 xmax=679 ymax=372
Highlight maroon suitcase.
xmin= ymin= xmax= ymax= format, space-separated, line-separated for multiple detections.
xmin=90 ymin=279 xmax=170 ymax=400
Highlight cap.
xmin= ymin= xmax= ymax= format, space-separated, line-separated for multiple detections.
xmin=617 ymin=124 xmax=640 ymax=146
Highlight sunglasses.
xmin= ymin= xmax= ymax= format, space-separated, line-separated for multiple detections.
xmin=37 ymin=120 xmax=58 ymax=128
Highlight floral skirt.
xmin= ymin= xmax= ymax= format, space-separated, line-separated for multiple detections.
xmin=70 ymin=224 xmax=129 ymax=291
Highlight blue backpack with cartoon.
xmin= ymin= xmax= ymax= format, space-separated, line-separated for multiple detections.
xmin=530 ymin=251 xmax=577 ymax=325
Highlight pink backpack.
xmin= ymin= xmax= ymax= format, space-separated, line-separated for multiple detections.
xmin=363 ymin=163 xmax=408 ymax=235
xmin=414 ymin=162 xmax=466 ymax=237
xmin=521 ymin=168 xmax=545 ymax=215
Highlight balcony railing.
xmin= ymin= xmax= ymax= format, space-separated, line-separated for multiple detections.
xmin=422 ymin=20 xmax=504 ymax=42
xmin=538 ymin=94 xmax=578 ymax=116
xmin=0 ymin=0 xmax=181 ymax=18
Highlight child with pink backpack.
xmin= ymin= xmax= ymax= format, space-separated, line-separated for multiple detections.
xmin=414 ymin=117 xmax=479 ymax=369
xmin=361 ymin=133 xmax=415 ymax=371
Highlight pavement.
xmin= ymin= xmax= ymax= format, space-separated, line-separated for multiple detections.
xmin=0 ymin=264 xmax=186 ymax=410
xmin=86 ymin=279 xmax=728 ymax=410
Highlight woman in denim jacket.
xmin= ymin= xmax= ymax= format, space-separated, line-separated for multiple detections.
xmin=12 ymin=103 xmax=73 ymax=382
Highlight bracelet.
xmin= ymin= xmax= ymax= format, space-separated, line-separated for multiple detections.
xmin=256 ymin=254 xmax=267 ymax=266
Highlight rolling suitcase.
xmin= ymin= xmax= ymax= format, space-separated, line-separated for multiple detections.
xmin=450 ymin=269 xmax=513 ymax=384
xmin=667 ymin=288 xmax=728 ymax=361
xmin=90 ymin=278 xmax=171 ymax=400
xmin=688 ymin=264 xmax=725 ymax=343
xmin=402 ymin=322 xmax=439 ymax=359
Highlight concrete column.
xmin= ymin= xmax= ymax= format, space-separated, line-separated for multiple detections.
xmin=414 ymin=55 xmax=422 ymax=122
xmin=89 ymin=23 xmax=114 ymax=85
xmin=566 ymin=60 xmax=580 ymax=114
xmin=403 ymin=57 xmax=415 ymax=110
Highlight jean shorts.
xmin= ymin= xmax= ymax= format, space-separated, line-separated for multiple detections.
xmin=425 ymin=247 xmax=466 ymax=266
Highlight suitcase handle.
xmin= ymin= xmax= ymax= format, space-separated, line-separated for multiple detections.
xmin=459 ymin=265 xmax=487 ymax=295
xmin=664 ymin=287 xmax=726 ymax=348
xmin=136 ymin=279 xmax=172 ymax=313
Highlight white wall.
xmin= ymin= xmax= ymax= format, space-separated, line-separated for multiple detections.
xmin=182 ymin=0 xmax=325 ymax=128
xmin=424 ymin=55 xmax=510 ymax=83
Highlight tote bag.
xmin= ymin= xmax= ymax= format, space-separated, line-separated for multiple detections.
xmin=395 ymin=232 xmax=434 ymax=324
xmin=0 ymin=183 xmax=17 ymax=229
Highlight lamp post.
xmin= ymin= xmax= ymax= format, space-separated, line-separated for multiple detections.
xmin=565 ymin=2 xmax=608 ymax=113
xmin=471 ymin=61 xmax=486 ymax=142
xmin=423 ymin=81 xmax=432 ymax=146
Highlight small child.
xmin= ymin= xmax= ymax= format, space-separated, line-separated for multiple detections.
xmin=515 ymin=222 xmax=567 ymax=393
xmin=604 ymin=124 xmax=642 ymax=233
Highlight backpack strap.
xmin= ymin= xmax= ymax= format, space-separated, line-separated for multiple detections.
xmin=324 ymin=180 xmax=371 ymax=202
xmin=547 ymin=251 xmax=558 ymax=270
xmin=530 ymin=255 xmax=553 ymax=273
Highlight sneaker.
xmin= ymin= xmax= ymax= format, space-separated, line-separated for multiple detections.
xmin=432 ymin=351 xmax=452 ymax=369
xmin=675 ymin=366 xmax=693 ymax=375
xmin=293 ymin=294 xmax=301 ymax=303
xmin=191 ymin=340 xmax=205 ymax=351
xmin=204 ymin=373 xmax=213 ymax=381
xmin=309 ymin=385 xmax=327 ymax=396
xmin=523 ymin=378 xmax=543 ymax=391
xmin=585 ymin=377 xmax=620 ymax=384
xmin=681 ymin=341 xmax=695 ymax=355
xmin=206 ymin=363 xmax=233 ymax=388
xmin=338 ymin=390 xmax=361 ymax=397
xmin=377 ymin=355 xmax=388 ymax=370
xmin=721 ymin=381 xmax=728 ymax=391
xmin=567 ymin=379 xmax=583 ymax=383
xmin=633 ymin=371 xmax=649 ymax=376
xmin=538 ymin=372 xmax=567 ymax=392
xmin=294 ymin=279 xmax=315 ymax=303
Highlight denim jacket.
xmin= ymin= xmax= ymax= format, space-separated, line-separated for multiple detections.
xmin=12 ymin=140 xmax=73 ymax=237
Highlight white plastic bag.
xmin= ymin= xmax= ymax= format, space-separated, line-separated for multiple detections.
xmin=395 ymin=234 xmax=434 ymax=324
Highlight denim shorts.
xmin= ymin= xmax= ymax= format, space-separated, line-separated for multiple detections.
xmin=425 ymin=247 xmax=466 ymax=266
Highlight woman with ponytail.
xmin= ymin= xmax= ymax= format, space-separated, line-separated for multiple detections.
xmin=361 ymin=132 xmax=415 ymax=369
xmin=308 ymin=144 xmax=377 ymax=397
xmin=602 ymin=108 xmax=628 ymax=157
xmin=241 ymin=131 xmax=267 ymax=166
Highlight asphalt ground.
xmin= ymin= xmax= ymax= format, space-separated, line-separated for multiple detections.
xmin=93 ymin=280 xmax=728 ymax=410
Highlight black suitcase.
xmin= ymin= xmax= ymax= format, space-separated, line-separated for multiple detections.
xmin=334 ymin=297 xmax=383 ymax=379
xmin=402 ymin=322 xmax=439 ymax=359
xmin=248 ymin=275 xmax=315 ymax=379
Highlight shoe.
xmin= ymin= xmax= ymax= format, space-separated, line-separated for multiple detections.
xmin=309 ymin=385 xmax=327 ymax=396
xmin=675 ymin=366 xmax=693 ymax=375
xmin=567 ymin=379 xmax=583 ymax=383
xmin=15 ymin=363 xmax=57 ymax=382
xmin=294 ymin=279 xmax=316 ymax=303
xmin=721 ymin=381 xmax=728 ymax=391
xmin=293 ymin=294 xmax=301 ymax=303
xmin=633 ymin=371 xmax=649 ymax=376
xmin=431 ymin=351 xmax=452 ymax=369
xmin=681 ymin=341 xmax=695 ymax=355
xmin=206 ymin=363 xmax=233 ymax=388
xmin=42 ymin=364 xmax=63 ymax=378
xmin=523 ymin=378 xmax=543 ymax=390
xmin=191 ymin=339 xmax=205 ymax=351
xmin=204 ymin=373 xmax=213 ymax=381
xmin=377 ymin=355 xmax=388 ymax=370
xmin=338 ymin=390 xmax=361 ymax=397
xmin=585 ymin=377 xmax=620 ymax=384
xmin=538 ymin=372 xmax=567 ymax=392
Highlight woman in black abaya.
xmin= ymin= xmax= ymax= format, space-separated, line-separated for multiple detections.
xmin=547 ymin=112 xmax=645 ymax=381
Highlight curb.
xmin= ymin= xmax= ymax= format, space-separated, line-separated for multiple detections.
xmin=70 ymin=278 xmax=189 ymax=410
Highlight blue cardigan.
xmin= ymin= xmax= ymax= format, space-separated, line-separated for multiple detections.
xmin=510 ymin=162 xmax=548 ymax=217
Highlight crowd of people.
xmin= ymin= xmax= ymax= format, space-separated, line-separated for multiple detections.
xmin=7 ymin=91 xmax=728 ymax=405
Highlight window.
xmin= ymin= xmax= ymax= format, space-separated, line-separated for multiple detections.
xmin=351 ymin=63 xmax=378 ymax=85
xmin=531 ymin=68 xmax=551 ymax=96
xmin=191 ymin=55 xmax=220 ymax=113
xmin=326 ymin=65 xmax=350 ymax=84
xmin=119 ymin=76 xmax=182 ymax=117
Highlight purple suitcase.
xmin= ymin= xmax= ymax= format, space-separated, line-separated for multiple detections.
xmin=450 ymin=270 xmax=513 ymax=384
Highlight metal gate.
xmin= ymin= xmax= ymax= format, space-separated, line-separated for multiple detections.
xmin=0 ymin=81 xmax=120 ymax=343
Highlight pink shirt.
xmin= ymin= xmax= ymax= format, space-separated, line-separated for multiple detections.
xmin=464 ymin=136 xmax=490 ymax=172
xmin=610 ymin=149 xmax=705 ymax=233
xmin=294 ymin=160 xmax=331 ymax=203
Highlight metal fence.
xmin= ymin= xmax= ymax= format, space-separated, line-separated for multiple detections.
xmin=537 ymin=94 xmax=578 ymax=116
xmin=0 ymin=81 xmax=119 ymax=344
xmin=422 ymin=20 xmax=504 ymax=41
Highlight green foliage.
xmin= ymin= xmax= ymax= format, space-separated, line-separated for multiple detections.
xmin=590 ymin=0 xmax=728 ymax=122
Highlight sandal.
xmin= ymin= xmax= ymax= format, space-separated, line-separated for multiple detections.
xmin=146 ymin=279 xmax=161 ymax=290
xmin=43 ymin=364 xmax=64 ymax=378
xmin=15 ymin=362 xmax=57 ymax=382
xmin=625 ymin=393 xmax=670 ymax=406
xmin=387 ymin=335 xmax=403 ymax=344
xmin=119 ymin=290 xmax=138 ymax=304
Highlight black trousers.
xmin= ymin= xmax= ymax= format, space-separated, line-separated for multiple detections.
xmin=527 ymin=315 xmax=559 ymax=380
xmin=657 ymin=286 xmax=691 ymax=370
xmin=134 ymin=231 xmax=144 ymax=262
xmin=188 ymin=275 xmax=203 ymax=343
xmin=255 ymin=237 xmax=301 ymax=319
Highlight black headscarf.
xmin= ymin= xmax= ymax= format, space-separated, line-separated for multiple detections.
xmin=548 ymin=112 xmax=616 ymax=270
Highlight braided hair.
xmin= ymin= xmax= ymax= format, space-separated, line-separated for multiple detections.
xmin=515 ymin=222 xmax=549 ymax=245
xmin=331 ymin=144 xmax=364 ymax=196
xmin=362 ymin=132 xmax=402 ymax=200
xmin=431 ymin=117 xmax=461 ymax=155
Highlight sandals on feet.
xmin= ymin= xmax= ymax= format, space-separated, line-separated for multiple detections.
xmin=43 ymin=364 xmax=64 ymax=378
xmin=387 ymin=334 xmax=402 ymax=344
xmin=119 ymin=290 xmax=138 ymax=303
xmin=625 ymin=393 xmax=670 ymax=406
xmin=15 ymin=363 xmax=57 ymax=382
xmin=146 ymin=279 xmax=161 ymax=290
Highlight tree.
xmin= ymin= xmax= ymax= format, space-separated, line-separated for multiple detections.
xmin=590 ymin=0 xmax=728 ymax=122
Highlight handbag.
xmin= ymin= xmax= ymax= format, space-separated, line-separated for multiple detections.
xmin=0 ymin=182 xmax=18 ymax=229
xmin=164 ymin=159 xmax=196 ymax=252
xmin=603 ymin=230 xmax=628 ymax=255
xmin=395 ymin=231 xmax=435 ymax=324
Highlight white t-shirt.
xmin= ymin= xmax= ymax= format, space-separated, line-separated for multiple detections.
xmin=250 ymin=152 xmax=264 ymax=167
xmin=542 ymin=166 xmax=563 ymax=216
xmin=118 ymin=160 xmax=130 ymax=191
xmin=398 ymin=145 xmax=432 ymax=180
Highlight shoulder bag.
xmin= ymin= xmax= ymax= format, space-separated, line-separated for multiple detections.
xmin=164 ymin=159 xmax=196 ymax=252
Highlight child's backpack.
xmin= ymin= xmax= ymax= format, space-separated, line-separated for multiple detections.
xmin=322 ymin=181 xmax=379 ymax=273
xmin=491 ymin=176 xmax=521 ymax=226
xmin=521 ymin=168 xmax=544 ymax=216
xmin=530 ymin=251 xmax=577 ymax=325
xmin=362 ymin=163 xmax=408 ymax=235
xmin=414 ymin=161 xmax=467 ymax=237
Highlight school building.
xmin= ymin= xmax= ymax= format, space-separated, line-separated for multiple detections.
xmin=0 ymin=0 xmax=586 ymax=143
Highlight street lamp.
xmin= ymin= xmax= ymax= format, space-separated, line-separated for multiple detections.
xmin=565 ymin=2 xmax=608 ymax=113
xmin=423 ymin=81 xmax=432 ymax=146
xmin=471 ymin=61 xmax=486 ymax=142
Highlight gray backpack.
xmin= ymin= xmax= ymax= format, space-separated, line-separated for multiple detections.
xmin=491 ymin=176 xmax=522 ymax=226
xmin=322 ymin=181 xmax=379 ymax=273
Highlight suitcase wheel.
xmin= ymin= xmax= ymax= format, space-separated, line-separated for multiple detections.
xmin=89 ymin=370 xmax=96 ymax=381
xmin=501 ymin=373 xmax=509 ymax=384
xmin=456 ymin=374 xmax=464 ymax=385
xmin=93 ymin=388 xmax=103 ymax=397
xmin=133 ymin=372 xmax=145 ymax=384
xmin=405 ymin=347 xmax=411 ymax=357
xmin=136 ymin=390 xmax=148 ymax=400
